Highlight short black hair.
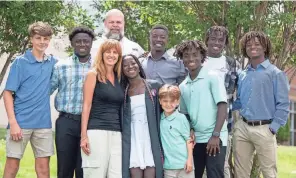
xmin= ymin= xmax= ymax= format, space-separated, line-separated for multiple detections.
xmin=150 ymin=24 xmax=169 ymax=35
xmin=69 ymin=26 xmax=95 ymax=42
xmin=174 ymin=40 xmax=207 ymax=63
xmin=240 ymin=31 xmax=272 ymax=58
xmin=205 ymin=26 xmax=229 ymax=46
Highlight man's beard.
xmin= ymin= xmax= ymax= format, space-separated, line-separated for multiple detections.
xmin=104 ymin=28 xmax=124 ymax=41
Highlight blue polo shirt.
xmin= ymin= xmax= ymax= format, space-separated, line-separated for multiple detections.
xmin=160 ymin=110 xmax=191 ymax=169
xmin=5 ymin=50 xmax=56 ymax=129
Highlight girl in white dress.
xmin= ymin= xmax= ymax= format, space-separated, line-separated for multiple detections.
xmin=121 ymin=54 xmax=163 ymax=178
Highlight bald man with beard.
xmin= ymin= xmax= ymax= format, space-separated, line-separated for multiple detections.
xmin=91 ymin=9 xmax=144 ymax=60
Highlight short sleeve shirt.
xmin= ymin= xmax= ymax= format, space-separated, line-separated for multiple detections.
xmin=160 ymin=110 xmax=191 ymax=169
xmin=5 ymin=50 xmax=56 ymax=129
xmin=179 ymin=67 xmax=228 ymax=146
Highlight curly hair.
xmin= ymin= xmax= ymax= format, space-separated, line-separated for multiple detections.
xmin=121 ymin=54 xmax=146 ymax=89
xmin=92 ymin=39 xmax=122 ymax=83
xmin=205 ymin=26 xmax=229 ymax=46
xmin=240 ymin=31 xmax=272 ymax=58
xmin=174 ymin=40 xmax=207 ymax=62
xmin=69 ymin=26 xmax=95 ymax=42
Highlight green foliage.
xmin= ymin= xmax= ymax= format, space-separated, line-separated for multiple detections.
xmin=277 ymin=118 xmax=290 ymax=142
xmin=0 ymin=1 xmax=94 ymax=55
xmin=0 ymin=1 xmax=64 ymax=54
xmin=59 ymin=2 xmax=95 ymax=34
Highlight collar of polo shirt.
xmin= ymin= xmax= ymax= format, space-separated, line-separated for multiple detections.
xmin=161 ymin=110 xmax=178 ymax=121
xmin=25 ymin=49 xmax=51 ymax=63
xmin=185 ymin=67 xmax=207 ymax=84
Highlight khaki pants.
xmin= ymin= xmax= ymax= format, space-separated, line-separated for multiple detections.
xmin=81 ymin=130 xmax=122 ymax=178
xmin=224 ymin=134 xmax=232 ymax=178
xmin=233 ymin=119 xmax=277 ymax=178
xmin=164 ymin=169 xmax=195 ymax=178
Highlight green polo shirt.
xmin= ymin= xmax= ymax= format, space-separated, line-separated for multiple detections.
xmin=160 ymin=110 xmax=191 ymax=169
xmin=179 ymin=67 xmax=228 ymax=146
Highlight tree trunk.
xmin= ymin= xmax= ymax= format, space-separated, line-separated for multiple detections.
xmin=0 ymin=52 xmax=14 ymax=100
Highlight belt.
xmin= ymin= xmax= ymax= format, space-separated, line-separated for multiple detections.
xmin=242 ymin=117 xmax=271 ymax=126
xmin=60 ymin=112 xmax=81 ymax=121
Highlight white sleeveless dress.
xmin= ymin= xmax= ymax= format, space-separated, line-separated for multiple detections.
xmin=129 ymin=94 xmax=155 ymax=169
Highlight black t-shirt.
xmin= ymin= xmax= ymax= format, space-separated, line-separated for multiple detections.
xmin=87 ymin=77 xmax=124 ymax=131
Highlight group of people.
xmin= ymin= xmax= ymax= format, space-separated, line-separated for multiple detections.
xmin=2 ymin=8 xmax=289 ymax=178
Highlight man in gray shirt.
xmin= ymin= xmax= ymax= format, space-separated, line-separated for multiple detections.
xmin=141 ymin=24 xmax=186 ymax=85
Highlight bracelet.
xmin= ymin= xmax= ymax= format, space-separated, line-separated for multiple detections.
xmin=81 ymin=137 xmax=88 ymax=141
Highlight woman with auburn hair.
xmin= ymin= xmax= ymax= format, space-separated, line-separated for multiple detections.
xmin=80 ymin=39 xmax=124 ymax=178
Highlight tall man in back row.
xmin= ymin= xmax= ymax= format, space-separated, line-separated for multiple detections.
xmin=203 ymin=26 xmax=241 ymax=178
xmin=91 ymin=9 xmax=144 ymax=59
xmin=140 ymin=24 xmax=186 ymax=85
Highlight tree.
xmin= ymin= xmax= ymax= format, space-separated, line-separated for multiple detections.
xmin=0 ymin=1 xmax=94 ymax=99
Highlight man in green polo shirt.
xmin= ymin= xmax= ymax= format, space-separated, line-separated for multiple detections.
xmin=174 ymin=40 xmax=228 ymax=178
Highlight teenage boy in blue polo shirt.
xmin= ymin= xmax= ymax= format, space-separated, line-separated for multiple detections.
xmin=174 ymin=40 xmax=228 ymax=178
xmin=159 ymin=84 xmax=194 ymax=178
xmin=3 ymin=22 xmax=56 ymax=178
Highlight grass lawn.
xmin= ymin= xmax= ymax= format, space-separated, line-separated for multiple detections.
xmin=0 ymin=130 xmax=57 ymax=178
xmin=0 ymin=129 xmax=296 ymax=177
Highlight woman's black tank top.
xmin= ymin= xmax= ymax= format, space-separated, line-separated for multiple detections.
xmin=87 ymin=77 xmax=124 ymax=132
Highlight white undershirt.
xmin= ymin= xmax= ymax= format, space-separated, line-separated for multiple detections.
xmin=203 ymin=55 xmax=228 ymax=81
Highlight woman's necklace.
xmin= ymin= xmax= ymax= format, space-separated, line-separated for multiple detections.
xmin=129 ymin=81 xmax=145 ymax=95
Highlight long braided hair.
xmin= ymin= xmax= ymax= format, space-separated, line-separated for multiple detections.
xmin=240 ymin=31 xmax=272 ymax=59
xmin=121 ymin=54 xmax=163 ymax=162
xmin=205 ymin=26 xmax=229 ymax=46
xmin=121 ymin=54 xmax=156 ymax=107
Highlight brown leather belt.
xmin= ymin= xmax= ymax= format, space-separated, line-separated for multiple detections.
xmin=242 ymin=117 xmax=271 ymax=126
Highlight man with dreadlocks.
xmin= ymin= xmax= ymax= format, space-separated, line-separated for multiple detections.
xmin=232 ymin=31 xmax=289 ymax=178
xmin=175 ymin=40 xmax=228 ymax=178
xmin=203 ymin=26 xmax=241 ymax=178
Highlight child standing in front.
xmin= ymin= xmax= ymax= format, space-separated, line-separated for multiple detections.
xmin=159 ymin=84 xmax=194 ymax=178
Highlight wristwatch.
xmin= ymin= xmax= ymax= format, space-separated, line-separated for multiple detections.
xmin=212 ymin=131 xmax=220 ymax=137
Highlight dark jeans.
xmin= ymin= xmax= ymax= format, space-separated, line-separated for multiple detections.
xmin=55 ymin=113 xmax=83 ymax=178
xmin=193 ymin=140 xmax=226 ymax=178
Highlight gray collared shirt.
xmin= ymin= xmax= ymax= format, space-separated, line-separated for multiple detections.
xmin=141 ymin=52 xmax=186 ymax=85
